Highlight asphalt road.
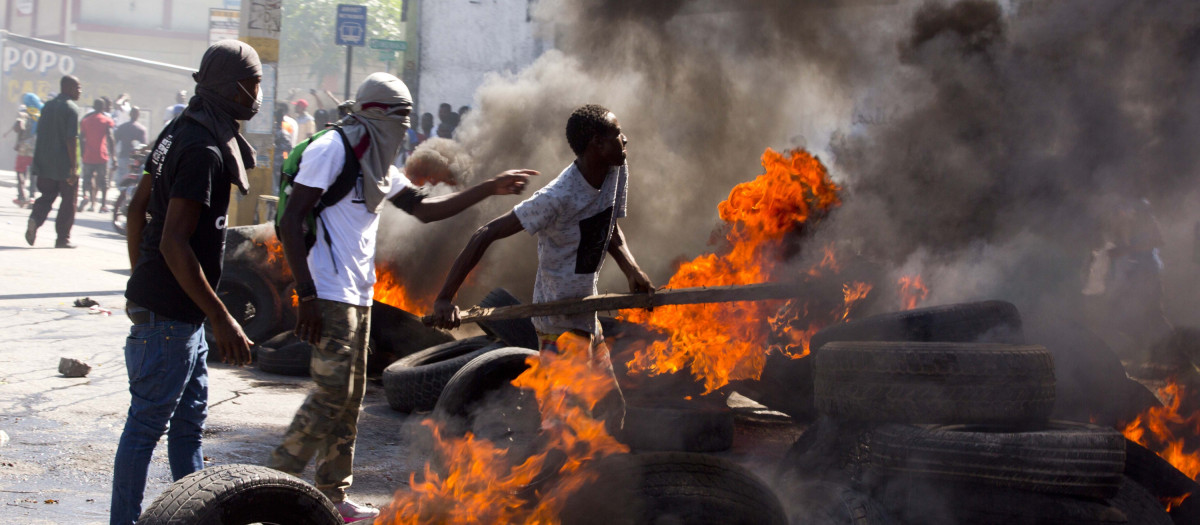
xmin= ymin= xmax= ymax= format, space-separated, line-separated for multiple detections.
xmin=0 ymin=176 xmax=800 ymax=524
xmin=0 ymin=181 xmax=434 ymax=524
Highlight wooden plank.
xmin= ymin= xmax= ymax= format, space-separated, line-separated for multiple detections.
xmin=423 ymin=282 xmax=826 ymax=325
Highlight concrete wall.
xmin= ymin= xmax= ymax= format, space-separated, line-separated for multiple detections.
xmin=417 ymin=0 xmax=547 ymax=117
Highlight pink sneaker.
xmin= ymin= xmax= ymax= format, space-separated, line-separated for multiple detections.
xmin=334 ymin=499 xmax=379 ymax=523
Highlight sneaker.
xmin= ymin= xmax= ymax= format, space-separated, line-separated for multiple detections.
xmin=24 ymin=219 xmax=36 ymax=246
xmin=334 ymin=499 xmax=379 ymax=523
xmin=54 ymin=240 xmax=77 ymax=249
xmin=98 ymin=206 xmax=109 ymax=213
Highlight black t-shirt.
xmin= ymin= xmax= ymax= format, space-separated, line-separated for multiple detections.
xmin=125 ymin=117 xmax=231 ymax=324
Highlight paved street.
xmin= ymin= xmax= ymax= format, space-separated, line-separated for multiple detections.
xmin=0 ymin=174 xmax=422 ymax=524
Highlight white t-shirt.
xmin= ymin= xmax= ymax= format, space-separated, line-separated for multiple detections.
xmin=513 ymin=162 xmax=628 ymax=334
xmin=293 ymin=130 xmax=412 ymax=306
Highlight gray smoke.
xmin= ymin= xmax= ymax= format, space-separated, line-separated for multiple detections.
xmin=378 ymin=0 xmax=1200 ymax=342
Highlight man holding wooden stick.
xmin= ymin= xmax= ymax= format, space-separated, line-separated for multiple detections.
xmin=431 ymin=104 xmax=654 ymax=423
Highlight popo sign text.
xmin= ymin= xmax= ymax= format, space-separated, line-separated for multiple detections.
xmin=336 ymin=4 xmax=368 ymax=47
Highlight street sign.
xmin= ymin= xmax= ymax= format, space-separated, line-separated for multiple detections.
xmin=369 ymin=39 xmax=407 ymax=52
xmin=335 ymin=4 xmax=367 ymax=47
xmin=379 ymin=50 xmax=397 ymax=62
xmin=208 ymin=8 xmax=240 ymax=46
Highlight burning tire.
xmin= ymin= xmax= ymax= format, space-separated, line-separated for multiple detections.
xmin=616 ymin=399 xmax=734 ymax=453
xmin=559 ymin=452 xmax=787 ymax=525
xmin=382 ymin=336 xmax=498 ymax=412
xmin=810 ymin=300 xmax=1025 ymax=352
xmin=475 ymin=288 xmax=539 ymax=349
xmin=207 ymin=265 xmax=282 ymax=346
xmin=813 ymin=341 xmax=1055 ymax=425
xmin=256 ymin=341 xmax=312 ymax=377
xmin=753 ymin=301 xmax=1026 ymax=421
xmin=859 ymin=422 xmax=1126 ymax=499
xmin=434 ymin=347 xmax=541 ymax=442
xmin=369 ymin=301 xmax=455 ymax=376
xmin=1110 ymin=477 xmax=1175 ymax=525
xmin=136 ymin=464 xmax=340 ymax=525
xmin=1123 ymin=439 xmax=1200 ymax=523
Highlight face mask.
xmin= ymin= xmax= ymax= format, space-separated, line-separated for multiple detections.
xmin=236 ymin=81 xmax=262 ymax=118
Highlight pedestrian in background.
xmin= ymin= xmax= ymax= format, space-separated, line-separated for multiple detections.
xmin=294 ymin=98 xmax=316 ymax=140
xmin=113 ymin=107 xmax=147 ymax=176
xmin=11 ymin=92 xmax=41 ymax=207
xmin=80 ymin=98 xmax=116 ymax=212
xmin=110 ymin=40 xmax=260 ymax=525
xmin=25 ymin=75 xmax=82 ymax=248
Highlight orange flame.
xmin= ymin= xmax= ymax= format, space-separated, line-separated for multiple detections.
xmin=379 ymin=333 xmax=628 ymax=524
xmin=254 ymin=237 xmax=293 ymax=281
xmin=620 ymin=149 xmax=866 ymax=393
xmin=898 ymin=275 xmax=929 ymax=310
xmin=1122 ymin=378 xmax=1200 ymax=488
xmin=1164 ymin=493 xmax=1191 ymax=512
xmin=374 ymin=264 xmax=431 ymax=313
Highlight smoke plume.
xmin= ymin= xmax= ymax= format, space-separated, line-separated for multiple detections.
xmin=379 ymin=0 xmax=1200 ymax=341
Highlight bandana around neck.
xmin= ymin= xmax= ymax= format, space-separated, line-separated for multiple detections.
xmin=333 ymin=72 xmax=413 ymax=213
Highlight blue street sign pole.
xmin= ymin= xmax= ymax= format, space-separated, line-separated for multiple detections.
xmin=336 ymin=4 xmax=368 ymax=99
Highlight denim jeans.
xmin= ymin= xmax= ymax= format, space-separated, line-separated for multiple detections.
xmin=110 ymin=312 xmax=208 ymax=525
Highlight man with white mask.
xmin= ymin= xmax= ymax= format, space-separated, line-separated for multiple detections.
xmin=267 ymin=72 xmax=536 ymax=522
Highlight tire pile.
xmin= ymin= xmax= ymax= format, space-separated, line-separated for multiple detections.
xmin=767 ymin=301 xmax=1194 ymax=525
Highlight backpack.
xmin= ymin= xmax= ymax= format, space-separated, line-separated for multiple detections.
xmin=274 ymin=126 xmax=362 ymax=255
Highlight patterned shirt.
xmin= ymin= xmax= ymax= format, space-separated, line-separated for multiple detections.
xmin=513 ymin=162 xmax=628 ymax=334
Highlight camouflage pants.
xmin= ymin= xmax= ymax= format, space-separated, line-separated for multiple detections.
xmin=267 ymin=299 xmax=370 ymax=502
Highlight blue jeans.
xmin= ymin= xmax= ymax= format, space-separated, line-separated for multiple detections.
xmin=110 ymin=313 xmax=208 ymax=525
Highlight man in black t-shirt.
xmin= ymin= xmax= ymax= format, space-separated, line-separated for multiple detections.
xmin=24 ymin=75 xmax=81 ymax=248
xmin=112 ymin=107 xmax=147 ymax=176
xmin=110 ymin=40 xmax=261 ymax=525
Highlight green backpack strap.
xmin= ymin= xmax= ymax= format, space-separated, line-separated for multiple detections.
xmin=275 ymin=125 xmax=363 ymax=258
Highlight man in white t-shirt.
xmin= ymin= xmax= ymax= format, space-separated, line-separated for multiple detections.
xmin=431 ymin=104 xmax=654 ymax=421
xmin=270 ymin=73 xmax=535 ymax=523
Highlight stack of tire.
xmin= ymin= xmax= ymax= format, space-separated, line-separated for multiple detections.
xmin=773 ymin=301 xmax=1175 ymax=525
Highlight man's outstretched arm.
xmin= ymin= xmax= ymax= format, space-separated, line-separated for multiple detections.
xmin=399 ymin=169 xmax=537 ymax=223
xmin=608 ymin=223 xmax=654 ymax=293
xmin=429 ymin=211 xmax=525 ymax=329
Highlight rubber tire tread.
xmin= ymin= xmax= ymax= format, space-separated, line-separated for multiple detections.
xmin=809 ymin=300 xmax=1025 ymax=352
xmin=434 ymin=347 xmax=539 ymax=424
xmin=256 ymin=341 xmax=312 ymax=377
xmin=618 ymin=400 xmax=734 ymax=453
xmin=814 ymin=341 xmax=1055 ymax=425
xmin=560 ymin=452 xmax=787 ymax=525
xmin=476 ymin=288 xmax=539 ymax=349
xmin=136 ymin=463 xmax=340 ymax=525
xmin=862 ymin=422 xmax=1126 ymax=499
xmin=778 ymin=480 xmax=896 ymax=525
xmin=1123 ymin=439 xmax=1200 ymax=524
xmin=214 ymin=265 xmax=282 ymax=345
xmin=381 ymin=336 xmax=497 ymax=412
xmin=754 ymin=301 xmax=1025 ymax=421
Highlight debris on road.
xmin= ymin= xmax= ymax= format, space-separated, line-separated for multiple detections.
xmin=58 ymin=357 xmax=92 ymax=378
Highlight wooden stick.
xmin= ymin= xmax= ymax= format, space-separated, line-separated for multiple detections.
xmin=424 ymin=281 xmax=828 ymax=325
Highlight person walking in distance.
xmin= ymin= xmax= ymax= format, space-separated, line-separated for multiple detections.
xmin=110 ymin=40 xmax=261 ymax=525
xmin=268 ymin=72 xmax=536 ymax=523
xmin=112 ymin=107 xmax=147 ymax=178
xmin=80 ymin=98 xmax=116 ymax=212
xmin=11 ymin=93 xmax=41 ymax=207
xmin=25 ymin=75 xmax=82 ymax=248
